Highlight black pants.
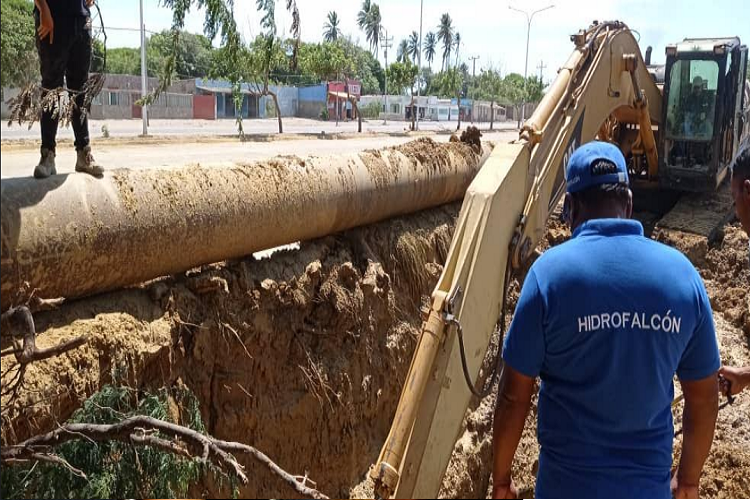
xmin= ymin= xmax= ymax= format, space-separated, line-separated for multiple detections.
xmin=35 ymin=14 xmax=92 ymax=152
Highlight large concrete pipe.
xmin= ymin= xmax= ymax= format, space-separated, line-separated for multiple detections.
xmin=1 ymin=139 xmax=489 ymax=310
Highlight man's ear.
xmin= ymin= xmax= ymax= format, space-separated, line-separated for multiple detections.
xmin=743 ymin=178 xmax=750 ymax=198
xmin=626 ymin=188 xmax=634 ymax=219
xmin=563 ymin=193 xmax=573 ymax=226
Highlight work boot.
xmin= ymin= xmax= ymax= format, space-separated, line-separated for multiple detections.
xmin=33 ymin=148 xmax=57 ymax=179
xmin=75 ymin=146 xmax=104 ymax=178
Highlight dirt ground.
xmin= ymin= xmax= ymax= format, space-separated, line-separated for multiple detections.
xmin=440 ymin=222 xmax=750 ymax=499
xmin=1 ymin=204 xmax=748 ymax=497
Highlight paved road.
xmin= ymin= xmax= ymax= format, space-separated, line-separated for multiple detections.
xmin=1 ymin=129 xmax=517 ymax=179
xmin=2 ymin=117 xmax=515 ymax=141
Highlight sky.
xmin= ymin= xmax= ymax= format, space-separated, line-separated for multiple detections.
xmin=98 ymin=0 xmax=749 ymax=85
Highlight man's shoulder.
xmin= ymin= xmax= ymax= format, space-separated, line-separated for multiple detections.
xmin=531 ymin=231 xmax=701 ymax=278
xmin=638 ymin=235 xmax=702 ymax=274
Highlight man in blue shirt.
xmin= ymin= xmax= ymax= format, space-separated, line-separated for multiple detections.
xmin=492 ymin=141 xmax=720 ymax=499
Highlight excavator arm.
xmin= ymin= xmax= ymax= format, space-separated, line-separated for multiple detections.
xmin=371 ymin=21 xmax=663 ymax=499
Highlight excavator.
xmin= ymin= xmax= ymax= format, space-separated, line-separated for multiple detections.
xmin=370 ymin=21 xmax=748 ymax=499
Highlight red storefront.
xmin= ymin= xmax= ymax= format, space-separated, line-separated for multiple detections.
xmin=327 ymin=80 xmax=361 ymax=120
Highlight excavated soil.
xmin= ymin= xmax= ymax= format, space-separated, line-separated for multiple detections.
xmin=440 ymin=222 xmax=750 ymax=499
xmin=1 ymin=200 xmax=748 ymax=498
xmin=1 ymin=203 xmax=459 ymax=498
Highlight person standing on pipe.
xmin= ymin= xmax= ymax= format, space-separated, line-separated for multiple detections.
xmin=719 ymin=143 xmax=750 ymax=396
xmin=492 ymin=141 xmax=720 ymax=499
xmin=33 ymin=0 xmax=103 ymax=179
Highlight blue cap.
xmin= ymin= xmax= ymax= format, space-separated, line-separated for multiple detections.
xmin=566 ymin=141 xmax=629 ymax=193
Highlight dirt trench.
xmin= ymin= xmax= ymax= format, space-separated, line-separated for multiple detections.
xmin=0 ymin=200 xmax=459 ymax=498
xmin=1 ymin=205 xmax=748 ymax=497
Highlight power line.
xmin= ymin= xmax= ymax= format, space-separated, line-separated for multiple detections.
xmin=96 ymin=25 xmax=159 ymax=35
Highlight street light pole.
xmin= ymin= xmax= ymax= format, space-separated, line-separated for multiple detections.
xmin=469 ymin=55 xmax=480 ymax=123
xmin=380 ymin=29 xmax=393 ymax=125
xmin=509 ymin=4 xmax=554 ymax=126
xmin=415 ymin=0 xmax=423 ymax=131
xmin=139 ymin=0 xmax=148 ymax=136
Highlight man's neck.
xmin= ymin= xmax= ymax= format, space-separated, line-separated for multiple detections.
xmin=572 ymin=210 xmax=629 ymax=233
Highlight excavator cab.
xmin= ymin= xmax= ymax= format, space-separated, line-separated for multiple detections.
xmin=660 ymin=37 xmax=748 ymax=192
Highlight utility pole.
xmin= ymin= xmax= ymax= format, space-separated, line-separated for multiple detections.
xmin=380 ymin=29 xmax=393 ymax=125
xmin=509 ymin=4 xmax=554 ymax=126
xmin=139 ymin=0 xmax=148 ymax=136
xmin=537 ymin=60 xmax=547 ymax=85
xmin=415 ymin=0 xmax=423 ymax=131
xmin=469 ymin=55 xmax=480 ymax=123
xmin=469 ymin=55 xmax=480 ymax=79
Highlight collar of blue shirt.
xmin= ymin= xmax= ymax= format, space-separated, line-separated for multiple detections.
xmin=572 ymin=218 xmax=645 ymax=239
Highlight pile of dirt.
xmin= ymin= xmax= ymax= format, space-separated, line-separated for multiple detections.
xmin=657 ymin=225 xmax=749 ymax=334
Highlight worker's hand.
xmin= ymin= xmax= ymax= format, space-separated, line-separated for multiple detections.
xmin=719 ymin=366 xmax=749 ymax=396
xmin=86 ymin=0 xmax=96 ymax=7
xmin=671 ymin=472 xmax=699 ymax=499
xmin=492 ymin=480 xmax=518 ymax=499
xmin=37 ymin=6 xmax=54 ymax=44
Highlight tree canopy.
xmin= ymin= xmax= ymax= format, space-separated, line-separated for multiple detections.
xmin=386 ymin=61 xmax=418 ymax=96
xmin=1 ymin=0 xmax=37 ymax=88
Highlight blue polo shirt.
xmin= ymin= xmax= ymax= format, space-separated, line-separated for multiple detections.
xmin=502 ymin=218 xmax=720 ymax=499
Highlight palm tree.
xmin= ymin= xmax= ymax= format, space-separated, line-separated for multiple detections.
xmin=423 ymin=32 xmax=436 ymax=69
xmin=357 ymin=0 xmax=371 ymax=30
xmin=437 ymin=13 xmax=453 ymax=71
xmin=323 ymin=11 xmax=341 ymax=42
xmin=453 ymin=31 xmax=461 ymax=68
xmin=397 ymin=39 xmax=409 ymax=63
xmin=358 ymin=1 xmax=382 ymax=57
xmin=407 ymin=31 xmax=419 ymax=64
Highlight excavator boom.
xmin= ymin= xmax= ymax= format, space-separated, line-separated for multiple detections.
xmin=371 ymin=21 xmax=663 ymax=498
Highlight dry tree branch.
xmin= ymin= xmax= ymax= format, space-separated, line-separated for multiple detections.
xmin=1 ymin=415 xmax=329 ymax=500
xmin=1 ymin=299 xmax=87 ymax=409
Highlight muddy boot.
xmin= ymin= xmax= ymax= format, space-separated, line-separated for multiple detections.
xmin=75 ymin=146 xmax=104 ymax=178
xmin=33 ymin=148 xmax=57 ymax=179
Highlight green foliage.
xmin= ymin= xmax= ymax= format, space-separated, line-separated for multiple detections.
xmin=320 ymin=106 xmax=329 ymax=120
xmin=106 ymin=47 xmax=140 ymax=75
xmin=91 ymin=39 xmax=107 ymax=74
xmin=431 ymin=67 xmax=462 ymax=98
xmin=299 ymin=41 xmax=349 ymax=81
xmin=396 ymin=39 xmax=409 ymax=64
xmin=357 ymin=0 xmax=382 ymax=57
xmin=423 ymin=32 xmax=437 ymax=69
xmin=1 ymin=384 xmax=230 ymax=500
xmin=338 ymin=37 xmax=383 ymax=94
xmin=361 ymin=100 xmax=381 ymax=118
xmin=386 ymin=60 xmax=418 ymax=95
xmin=148 ymin=30 xmax=213 ymax=78
xmin=525 ymin=74 xmax=544 ymax=102
xmin=501 ymin=72 xmax=530 ymax=106
xmin=474 ymin=68 xmax=502 ymax=102
xmin=407 ymin=31 xmax=419 ymax=64
xmin=437 ymin=13 xmax=454 ymax=71
xmin=266 ymin=98 xmax=277 ymax=117
xmin=322 ymin=11 xmax=341 ymax=43
xmin=0 ymin=0 xmax=37 ymax=87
